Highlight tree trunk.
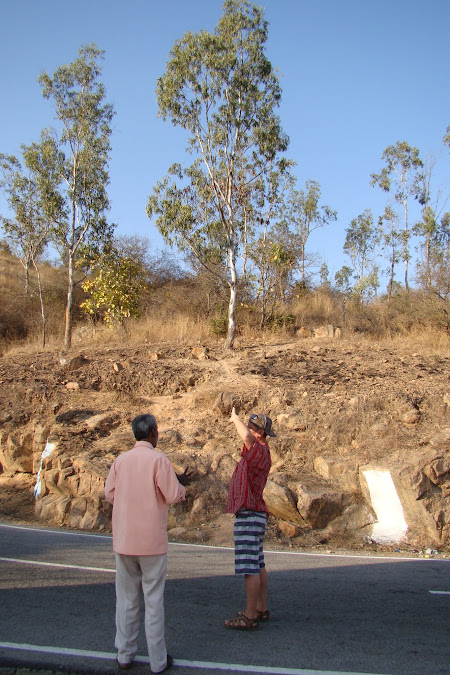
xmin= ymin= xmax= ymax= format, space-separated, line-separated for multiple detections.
xmin=64 ymin=252 xmax=75 ymax=349
xmin=225 ymin=245 xmax=237 ymax=349
xmin=388 ymin=252 xmax=395 ymax=303
xmin=32 ymin=258 xmax=46 ymax=348
xmin=404 ymin=199 xmax=409 ymax=291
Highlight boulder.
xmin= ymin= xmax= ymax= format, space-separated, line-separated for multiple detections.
xmin=429 ymin=428 xmax=450 ymax=448
xmin=214 ymin=392 xmax=242 ymax=415
xmin=0 ymin=430 xmax=33 ymax=474
xmin=313 ymin=325 xmax=334 ymax=338
xmin=294 ymin=483 xmax=344 ymax=529
xmin=192 ymin=346 xmax=208 ymax=360
xmin=323 ymin=503 xmax=377 ymax=536
xmin=276 ymin=410 xmax=305 ymax=431
xmin=314 ymin=455 xmax=359 ymax=491
xmin=211 ymin=454 xmax=237 ymax=483
xmin=278 ymin=521 xmax=302 ymax=538
xmin=264 ymin=479 xmax=304 ymax=525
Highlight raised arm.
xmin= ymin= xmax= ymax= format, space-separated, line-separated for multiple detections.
xmin=229 ymin=407 xmax=254 ymax=450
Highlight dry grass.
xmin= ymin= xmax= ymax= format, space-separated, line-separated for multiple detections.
xmin=2 ymin=249 xmax=450 ymax=358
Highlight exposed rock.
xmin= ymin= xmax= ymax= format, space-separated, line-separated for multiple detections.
xmin=0 ymin=430 xmax=33 ymax=474
xmin=296 ymin=327 xmax=312 ymax=338
xmin=314 ymin=455 xmax=359 ymax=491
xmin=83 ymin=412 xmax=121 ymax=432
xmin=192 ymin=346 xmax=208 ymax=360
xmin=1 ymin=337 xmax=449 ymax=551
xmin=214 ymin=391 xmax=244 ymax=415
xmin=264 ymin=478 xmax=304 ymax=525
xmin=323 ymin=503 xmax=376 ymax=535
xmin=360 ymin=449 xmax=450 ymax=547
xmin=168 ymin=526 xmax=188 ymax=538
xmin=278 ymin=521 xmax=302 ymax=538
xmin=401 ymin=409 xmax=420 ymax=425
xmin=313 ymin=324 xmax=334 ymax=338
xmin=211 ymin=454 xmax=237 ymax=483
xmin=67 ymin=354 xmax=89 ymax=371
xmin=429 ymin=427 xmax=450 ymax=448
xmin=65 ymin=382 xmax=79 ymax=390
xmin=276 ymin=410 xmax=306 ymax=431
xmin=294 ymin=482 xmax=344 ymax=529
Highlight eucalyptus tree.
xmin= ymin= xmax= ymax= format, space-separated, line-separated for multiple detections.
xmin=428 ymin=212 xmax=450 ymax=300
xmin=413 ymin=154 xmax=449 ymax=292
xmin=249 ymin=219 xmax=298 ymax=328
xmin=147 ymin=0 xmax=289 ymax=348
xmin=36 ymin=43 xmax=115 ymax=348
xmin=283 ymin=179 xmax=337 ymax=288
xmin=334 ymin=265 xmax=353 ymax=325
xmin=343 ymin=209 xmax=379 ymax=303
xmin=0 ymin=150 xmax=57 ymax=346
xmin=370 ymin=141 xmax=424 ymax=291
xmin=0 ymin=153 xmax=50 ymax=295
xmin=378 ymin=205 xmax=402 ymax=302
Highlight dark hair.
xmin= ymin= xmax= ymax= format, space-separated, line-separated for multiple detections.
xmin=131 ymin=414 xmax=157 ymax=441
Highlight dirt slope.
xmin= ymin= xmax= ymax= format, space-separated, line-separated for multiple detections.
xmin=0 ymin=336 xmax=449 ymax=552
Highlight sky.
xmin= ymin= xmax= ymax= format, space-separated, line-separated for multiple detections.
xmin=1 ymin=0 xmax=449 ymax=288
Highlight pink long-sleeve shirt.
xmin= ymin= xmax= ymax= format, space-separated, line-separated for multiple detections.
xmin=104 ymin=441 xmax=186 ymax=555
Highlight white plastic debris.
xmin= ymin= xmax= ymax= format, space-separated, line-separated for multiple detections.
xmin=363 ymin=469 xmax=408 ymax=544
xmin=34 ymin=440 xmax=56 ymax=498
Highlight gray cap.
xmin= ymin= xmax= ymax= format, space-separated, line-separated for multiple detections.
xmin=249 ymin=413 xmax=276 ymax=437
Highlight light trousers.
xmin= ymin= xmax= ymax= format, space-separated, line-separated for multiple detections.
xmin=115 ymin=552 xmax=168 ymax=673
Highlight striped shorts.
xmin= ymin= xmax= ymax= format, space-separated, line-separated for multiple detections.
xmin=234 ymin=509 xmax=268 ymax=575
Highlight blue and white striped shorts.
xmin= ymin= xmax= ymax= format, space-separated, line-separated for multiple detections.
xmin=234 ymin=509 xmax=268 ymax=575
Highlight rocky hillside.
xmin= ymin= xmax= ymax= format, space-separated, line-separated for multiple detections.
xmin=0 ymin=335 xmax=449 ymax=553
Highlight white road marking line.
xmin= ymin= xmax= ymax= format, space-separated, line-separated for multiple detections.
xmin=1 ymin=522 xmax=448 ymax=563
xmin=0 ymin=641 xmax=390 ymax=675
xmin=0 ymin=523 xmax=111 ymax=539
xmin=0 ymin=556 xmax=115 ymax=573
xmin=429 ymin=590 xmax=450 ymax=595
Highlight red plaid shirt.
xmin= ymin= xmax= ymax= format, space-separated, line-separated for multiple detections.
xmin=226 ymin=439 xmax=272 ymax=514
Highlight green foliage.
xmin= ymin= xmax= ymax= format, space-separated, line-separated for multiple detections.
xmin=267 ymin=313 xmax=295 ymax=331
xmin=343 ymin=210 xmax=379 ymax=302
xmin=370 ymin=141 xmax=424 ymax=290
xmin=210 ymin=305 xmax=229 ymax=335
xmin=148 ymin=0 xmax=289 ymax=347
xmin=81 ymin=250 xmax=146 ymax=325
xmin=36 ymin=43 xmax=116 ymax=346
xmin=282 ymin=179 xmax=337 ymax=286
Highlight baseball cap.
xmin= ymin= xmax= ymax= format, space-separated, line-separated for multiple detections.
xmin=249 ymin=413 xmax=276 ymax=437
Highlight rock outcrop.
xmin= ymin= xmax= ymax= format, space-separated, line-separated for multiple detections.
xmin=0 ymin=339 xmax=449 ymax=551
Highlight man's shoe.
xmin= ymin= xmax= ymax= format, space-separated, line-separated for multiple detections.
xmin=152 ymin=654 xmax=173 ymax=674
xmin=116 ymin=658 xmax=133 ymax=670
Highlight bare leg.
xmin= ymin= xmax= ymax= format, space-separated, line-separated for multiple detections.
xmin=244 ymin=574 xmax=260 ymax=620
xmin=257 ymin=567 xmax=268 ymax=612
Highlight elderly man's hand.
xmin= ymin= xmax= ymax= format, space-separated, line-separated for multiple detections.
xmin=177 ymin=467 xmax=193 ymax=486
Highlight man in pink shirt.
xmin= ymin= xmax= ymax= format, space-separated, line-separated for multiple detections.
xmin=105 ymin=413 xmax=191 ymax=673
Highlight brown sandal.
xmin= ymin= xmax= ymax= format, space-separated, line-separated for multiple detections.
xmin=238 ymin=609 xmax=270 ymax=622
xmin=224 ymin=614 xmax=259 ymax=630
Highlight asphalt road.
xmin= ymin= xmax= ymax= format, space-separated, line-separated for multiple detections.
xmin=0 ymin=522 xmax=449 ymax=675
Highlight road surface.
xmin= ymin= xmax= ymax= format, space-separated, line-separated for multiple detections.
xmin=0 ymin=522 xmax=449 ymax=675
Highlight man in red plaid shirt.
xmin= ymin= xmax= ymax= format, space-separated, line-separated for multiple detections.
xmin=224 ymin=407 xmax=275 ymax=630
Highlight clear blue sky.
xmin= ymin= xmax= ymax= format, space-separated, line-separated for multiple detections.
xmin=1 ymin=0 xmax=449 ymax=287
